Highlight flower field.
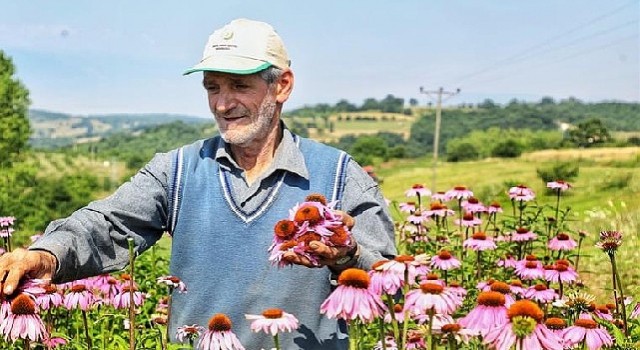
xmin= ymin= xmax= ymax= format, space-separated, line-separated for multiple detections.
xmin=0 ymin=163 xmax=639 ymax=348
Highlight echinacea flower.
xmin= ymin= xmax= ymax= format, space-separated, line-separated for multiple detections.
xmin=523 ymin=284 xmax=557 ymax=303
xmin=369 ymin=260 xmax=404 ymax=295
xmin=459 ymin=291 xmax=509 ymax=336
xmin=431 ymin=250 xmax=461 ymax=271
xmin=0 ymin=293 xmax=47 ymax=342
xmin=405 ymin=184 xmax=431 ymax=198
xmin=483 ymin=300 xmax=562 ymax=350
xmin=486 ymin=201 xmax=503 ymax=214
xmin=544 ymin=317 xmax=567 ymax=342
xmin=510 ymin=227 xmax=537 ymax=242
xmin=497 ymin=254 xmax=518 ymax=269
xmin=63 ymin=284 xmax=95 ymax=311
xmin=454 ymin=212 xmax=482 ymax=227
xmin=399 ymin=202 xmax=416 ymax=213
xmin=404 ymin=282 xmax=461 ymax=316
xmin=547 ymin=180 xmax=571 ymax=191
xmin=198 ymin=314 xmax=245 ymax=350
xmin=320 ymin=268 xmax=385 ymax=322
xmin=42 ymin=336 xmax=67 ymax=348
xmin=373 ymin=335 xmax=399 ymax=350
xmin=157 ymin=275 xmax=188 ymax=293
xmin=425 ymin=202 xmax=455 ymax=218
xmin=36 ymin=284 xmax=63 ymax=311
xmin=176 ymin=324 xmax=204 ymax=343
xmin=562 ymin=317 xmax=613 ymax=350
xmin=515 ymin=256 xmax=544 ymax=280
xmin=111 ymin=286 xmax=146 ymax=309
xmin=245 ymin=308 xmax=299 ymax=336
xmin=545 ymin=263 xmax=578 ymax=284
xmin=463 ymin=232 xmax=496 ymax=251
xmin=595 ymin=230 xmax=623 ymax=254
xmin=461 ymin=197 xmax=486 ymax=213
xmin=548 ymin=232 xmax=578 ymax=251
xmin=445 ymin=186 xmax=473 ymax=200
xmin=508 ymin=185 xmax=536 ymax=202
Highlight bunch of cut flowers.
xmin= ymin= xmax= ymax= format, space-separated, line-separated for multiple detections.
xmin=268 ymin=194 xmax=353 ymax=267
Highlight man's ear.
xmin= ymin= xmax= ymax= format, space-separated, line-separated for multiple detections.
xmin=275 ymin=69 xmax=294 ymax=104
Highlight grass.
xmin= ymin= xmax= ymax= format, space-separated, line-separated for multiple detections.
xmin=378 ymin=146 xmax=640 ymax=301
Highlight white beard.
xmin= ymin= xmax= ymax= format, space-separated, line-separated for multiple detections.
xmin=217 ymin=97 xmax=277 ymax=147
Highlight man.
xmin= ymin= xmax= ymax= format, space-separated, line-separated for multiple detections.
xmin=0 ymin=18 xmax=396 ymax=349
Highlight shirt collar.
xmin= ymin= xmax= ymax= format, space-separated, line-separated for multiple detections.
xmin=213 ymin=125 xmax=309 ymax=180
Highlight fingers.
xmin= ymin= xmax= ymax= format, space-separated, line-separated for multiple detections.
xmin=0 ymin=248 xmax=57 ymax=296
xmin=334 ymin=210 xmax=355 ymax=229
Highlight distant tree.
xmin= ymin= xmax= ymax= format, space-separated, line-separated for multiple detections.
xmin=0 ymin=51 xmax=31 ymax=166
xmin=334 ymin=99 xmax=357 ymax=112
xmin=446 ymin=142 xmax=479 ymax=162
xmin=478 ymin=99 xmax=497 ymax=109
xmin=379 ymin=94 xmax=404 ymax=113
xmin=409 ymin=98 xmax=419 ymax=107
xmin=566 ymin=118 xmax=611 ymax=147
xmin=539 ymin=96 xmax=555 ymax=106
xmin=350 ymin=136 xmax=389 ymax=165
xmin=491 ymin=139 xmax=523 ymax=158
xmin=361 ymin=98 xmax=379 ymax=111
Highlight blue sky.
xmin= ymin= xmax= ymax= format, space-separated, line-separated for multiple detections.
xmin=1 ymin=1 xmax=638 ymax=117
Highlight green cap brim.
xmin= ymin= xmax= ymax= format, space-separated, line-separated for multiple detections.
xmin=183 ymin=62 xmax=272 ymax=76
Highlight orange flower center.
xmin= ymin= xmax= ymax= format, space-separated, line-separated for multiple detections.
xmin=557 ymin=233 xmax=569 ymax=240
xmin=44 ymin=285 xmax=58 ymax=294
xmin=490 ymin=201 xmax=501 ymax=208
xmin=555 ymin=264 xmax=569 ymax=272
xmin=262 ymin=308 xmax=283 ymax=319
xmin=122 ymin=285 xmax=138 ymax=293
xmin=305 ymin=193 xmax=327 ymax=205
xmin=208 ymin=313 xmax=232 ymax=332
xmin=525 ymin=261 xmax=539 ymax=269
xmin=468 ymin=197 xmax=479 ymax=204
xmin=294 ymin=205 xmax=322 ymax=225
xmin=430 ymin=202 xmax=445 ymax=210
xmin=419 ymin=282 xmax=444 ymax=294
xmin=338 ymin=268 xmax=370 ymax=289
xmin=441 ymin=324 xmax=461 ymax=333
xmin=393 ymin=304 xmax=403 ymax=313
xmin=477 ymin=291 xmax=506 ymax=307
xmin=298 ymin=232 xmax=321 ymax=248
xmin=507 ymin=300 xmax=543 ymax=323
xmin=394 ymin=255 xmax=415 ymax=264
xmin=120 ymin=273 xmax=131 ymax=281
xmin=596 ymin=305 xmax=609 ymax=314
xmin=545 ymin=317 xmax=566 ymax=329
xmin=279 ymin=240 xmax=298 ymax=251
xmin=437 ymin=250 xmax=452 ymax=259
xmin=516 ymin=227 xmax=530 ymax=234
xmin=574 ymin=319 xmax=597 ymax=329
xmin=10 ymin=294 xmax=36 ymax=315
xmin=534 ymin=284 xmax=547 ymax=291
xmin=71 ymin=284 xmax=87 ymax=293
xmin=449 ymin=281 xmax=461 ymax=288
xmin=426 ymin=273 xmax=440 ymax=280
xmin=454 ymin=185 xmax=467 ymax=191
xmin=525 ymin=254 xmax=537 ymax=261
xmin=510 ymin=280 xmax=523 ymax=287
xmin=556 ymin=259 xmax=570 ymax=266
xmin=472 ymin=232 xmax=487 ymax=240
xmin=412 ymin=184 xmax=424 ymax=189
xmin=372 ymin=260 xmax=389 ymax=270
xmin=328 ymin=226 xmax=349 ymax=246
xmin=490 ymin=282 xmax=510 ymax=294
xmin=168 ymin=276 xmax=181 ymax=284
xmin=274 ymin=220 xmax=296 ymax=239
xmin=462 ymin=212 xmax=474 ymax=221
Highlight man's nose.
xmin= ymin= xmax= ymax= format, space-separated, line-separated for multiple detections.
xmin=213 ymin=92 xmax=238 ymax=114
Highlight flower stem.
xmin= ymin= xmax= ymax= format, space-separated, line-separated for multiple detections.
xmin=610 ymin=253 xmax=628 ymax=336
xmin=127 ymin=238 xmax=136 ymax=350
xmin=82 ymin=309 xmax=92 ymax=349
xmin=379 ymin=317 xmax=387 ymax=350
xmin=274 ymin=333 xmax=280 ymax=350
xmin=383 ymin=295 xmax=399 ymax=344
xmin=427 ymin=309 xmax=434 ymax=350
xmin=349 ymin=320 xmax=359 ymax=350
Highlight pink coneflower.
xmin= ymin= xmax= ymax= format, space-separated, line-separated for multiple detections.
xmin=458 ymin=291 xmax=509 ymax=336
xmin=369 ymin=260 xmax=404 ymax=295
xmin=0 ymin=216 xmax=15 ymax=238
xmin=562 ymin=317 xmax=613 ymax=350
xmin=379 ymin=255 xmax=423 ymax=287
xmin=404 ymin=282 xmax=460 ymax=316
xmin=515 ymin=256 xmax=544 ymax=280
xmin=510 ymin=227 xmax=538 ymax=242
xmin=373 ymin=335 xmax=399 ymax=350
xmin=484 ymin=300 xmax=562 ymax=350
xmin=630 ymin=302 xmax=640 ymax=318
xmin=455 ymin=212 xmax=482 ymax=227
xmin=245 ymin=308 xmax=299 ymax=336
xmin=431 ymin=250 xmax=461 ymax=271
xmin=111 ymin=285 xmax=146 ymax=309
xmin=508 ymin=280 xmax=526 ymax=296
xmin=489 ymin=281 xmax=516 ymax=307
xmin=63 ymin=284 xmax=95 ymax=311
xmin=320 ymin=268 xmax=385 ymax=322
xmin=157 ymin=275 xmax=188 ymax=293
xmin=405 ymin=329 xmax=426 ymax=349
xmin=593 ymin=305 xmax=614 ymax=321
xmin=545 ymin=262 xmax=578 ymax=284
xmin=399 ymin=202 xmax=416 ymax=213
xmin=547 ymin=180 xmax=571 ymax=191
xmin=461 ymin=197 xmax=486 ymax=213
xmin=198 ymin=314 xmax=245 ymax=350
xmin=0 ymin=293 xmax=47 ymax=342
xmin=445 ymin=186 xmax=474 ymax=200
xmin=523 ymin=284 xmax=558 ymax=303
xmin=36 ymin=284 xmax=63 ymax=311
xmin=544 ymin=317 xmax=567 ymax=343
xmin=42 ymin=336 xmax=67 ymax=348
xmin=405 ymin=184 xmax=431 ymax=198
xmin=431 ymin=192 xmax=448 ymax=202
xmin=425 ymin=202 xmax=455 ymax=218
xmin=548 ymin=232 xmax=578 ymax=251
xmin=595 ymin=230 xmax=623 ymax=254
xmin=407 ymin=210 xmax=429 ymax=225
xmin=497 ymin=254 xmax=518 ymax=269
xmin=447 ymin=281 xmax=468 ymax=298
xmin=176 ymin=324 xmax=204 ymax=343
xmin=384 ymin=303 xmax=406 ymax=323
xmin=463 ymin=232 xmax=496 ymax=251
xmin=486 ymin=201 xmax=503 ymax=214
xmin=508 ymin=184 xmax=536 ymax=201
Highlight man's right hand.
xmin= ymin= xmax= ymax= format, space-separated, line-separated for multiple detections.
xmin=0 ymin=248 xmax=57 ymax=296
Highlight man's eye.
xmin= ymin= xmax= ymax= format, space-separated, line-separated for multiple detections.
xmin=204 ymin=85 xmax=218 ymax=92
xmin=234 ymin=84 xmax=248 ymax=89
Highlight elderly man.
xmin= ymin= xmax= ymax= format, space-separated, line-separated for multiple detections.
xmin=0 ymin=18 xmax=396 ymax=349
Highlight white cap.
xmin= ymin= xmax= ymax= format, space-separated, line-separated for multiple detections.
xmin=184 ymin=18 xmax=290 ymax=75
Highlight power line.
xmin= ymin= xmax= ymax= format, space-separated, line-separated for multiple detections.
xmin=450 ymin=0 xmax=638 ymax=86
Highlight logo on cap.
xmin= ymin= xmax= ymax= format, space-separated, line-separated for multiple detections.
xmin=222 ymin=29 xmax=234 ymax=40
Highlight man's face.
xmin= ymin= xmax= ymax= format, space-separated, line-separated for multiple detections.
xmin=203 ymin=71 xmax=278 ymax=146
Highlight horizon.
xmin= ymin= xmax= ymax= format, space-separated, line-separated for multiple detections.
xmin=2 ymin=0 xmax=639 ymax=118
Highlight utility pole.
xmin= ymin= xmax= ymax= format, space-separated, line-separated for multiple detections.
xmin=419 ymin=86 xmax=461 ymax=191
